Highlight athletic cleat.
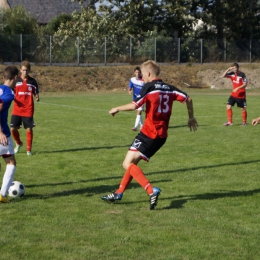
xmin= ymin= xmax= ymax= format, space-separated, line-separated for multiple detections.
xmin=14 ymin=142 xmax=23 ymax=154
xmin=149 ymin=187 xmax=161 ymax=210
xmin=223 ymin=122 xmax=233 ymax=126
xmin=27 ymin=151 xmax=32 ymax=156
xmin=101 ymin=192 xmax=123 ymax=202
xmin=241 ymin=122 xmax=247 ymax=126
xmin=0 ymin=194 xmax=9 ymax=203
xmin=132 ymin=127 xmax=137 ymax=131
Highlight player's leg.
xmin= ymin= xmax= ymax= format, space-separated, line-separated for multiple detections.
xmin=10 ymin=115 xmax=23 ymax=153
xmin=101 ymin=151 xmax=141 ymax=202
xmin=223 ymin=97 xmax=234 ymax=126
xmin=26 ymin=128 xmax=33 ymax=155
xmin=241 ymin=108 xmax=247 ymax=126
xmin=0 ymin=140 xmax=16 ymax=203
xmin=23 ymin=117 xmax=35 ymax=155
xmin=132 ymin=108 xmax=142 ymax=131
xmin=239 ymin=99 xmax=247 ymax=126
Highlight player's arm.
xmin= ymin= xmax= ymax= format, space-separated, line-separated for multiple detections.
xmin=185 ymin=97 xmax=198 ymax=132
xmin=252 ymin=117 xmax=260 ymax=126
xmin=0 ymin=101 xmax=8 ymax=146
xmin=128 ymin=80 xmax=133 ymax=95
xmin=35 ymin=93 xmax=40 ymax=102
xmin=34 ymin=80 xmax=40 ymax=101
xmin=109 ymin=103 xmax=137 ymax=117
xmin=221 ymin=67 xmax=234 ymax=78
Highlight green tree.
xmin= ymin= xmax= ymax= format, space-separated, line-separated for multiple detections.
xmin=44 ymin=13 xmax=72 ymax=35
xmin=0 ymin=5 xmax=39 ymax=35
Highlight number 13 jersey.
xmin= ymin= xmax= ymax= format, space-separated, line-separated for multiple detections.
xmin=133 ymin=79 xmax=188 ymax=139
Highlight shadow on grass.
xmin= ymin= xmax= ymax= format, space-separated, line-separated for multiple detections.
xmin=36 ymin=144 xmax=130 ymax=154
xmin=26 ymin=159 xmax=260 ymax=189
xmin=23 ymin=159 xmax=260 ymax=203
xmin=23 ymin=179 xmax=171 ymax=200
xmin=162 ymin=188 xmax=260 ymax=210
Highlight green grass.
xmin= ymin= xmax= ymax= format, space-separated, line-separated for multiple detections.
xmin=1 ymin=89 xmax=260 ymax=260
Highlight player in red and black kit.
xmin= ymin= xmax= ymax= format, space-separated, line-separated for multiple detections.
xmin=10 ymin=61 xmax=40 ymax=156
xmin=222 ymin=63 xmax=248 ymax=126
xmin=101 ymin=60 xmax=198 ymax=210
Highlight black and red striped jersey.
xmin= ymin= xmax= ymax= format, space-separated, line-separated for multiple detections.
xmin=133 ymin=79 xmax=188 ymax=139
xmin=226 ymin=71 xmax=247 ymax=99
xmin=12 ymin=76 xmax=39 ymax=117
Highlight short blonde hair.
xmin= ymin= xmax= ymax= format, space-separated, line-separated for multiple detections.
xmin=140 ymin=60 xmax=160 ymax=76
xmin=20 ymin=60 xmax=31 ymax=71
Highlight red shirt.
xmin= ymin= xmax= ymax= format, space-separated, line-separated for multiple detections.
xmin=226 ymin=71 xmax=247 ymax=99
xmin=12 ymin=76 xmax=39 ymax=117
xmin=133 ymin=79 xmax=188 ymax=139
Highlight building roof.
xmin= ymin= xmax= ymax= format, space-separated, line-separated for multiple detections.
xmin=7 ymin=0 xmax=90 ymax=24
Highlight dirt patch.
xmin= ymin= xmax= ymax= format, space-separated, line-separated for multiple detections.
xmin=1 ymin=63 xmax=259 ymax=92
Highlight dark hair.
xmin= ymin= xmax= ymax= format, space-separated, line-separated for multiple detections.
xmin=232 ymin=62 xmax=239 ymax=69
xmin=3 ymin=65 xmax=19 ymax=80
xmin=134 ymin=66 xmax=141 ymax=72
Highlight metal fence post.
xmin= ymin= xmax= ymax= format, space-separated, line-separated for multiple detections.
xmin=50 ymin=35 xmax=52 ymax=65
xmin=224 ymin=40 xmax=226 ymax=62
xmin=178 ymin=38 xmax=180 ymax=63
xmin=200 ymin=39 xmax=203 ymax=64
xmin=104 ymin=37 xmax=107 ymax=65
xmin=130 ymin=37 xmax=132 ymax=60
xmin=20 ymin=34 xmax=22 ymax=62
xmin=77 ymin=37 xmax=80 ymax=66
xmin=154 ymin=37 xmax=156 ymax=62
xmin=249 ymin=39 xmax=252 ymax=63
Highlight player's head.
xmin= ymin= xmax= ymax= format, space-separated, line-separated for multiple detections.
xmin=3 ymin=65 xmax=18 ymax=80
xmin=20 ymin=60 xmax=31 ymax=78
xmin=140 ymin=60 xmax=160 ymax=83
xmin=21 ymin=60 xmax=31 ymax=71
xmin=3 ymin=65 xmax=18 ymax=88
xmin=232 ymin=62 xmax=239 ymax=72
xmin=134 ymin=66 xmax=141 ymax=79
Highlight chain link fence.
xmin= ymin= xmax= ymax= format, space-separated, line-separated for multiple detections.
xmin=1 ymin=34 xmax=260 ymax=65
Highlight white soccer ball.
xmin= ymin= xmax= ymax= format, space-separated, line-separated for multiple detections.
xmin=8 ymin=181 xmax=25 ymax=198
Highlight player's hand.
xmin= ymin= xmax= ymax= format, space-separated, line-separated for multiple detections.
xmin=232 ymin=87 xmax=239 ymax=93
xmin=109 ymin=108 xmax=119 ymax=117
xmin=0 ymin=132 xmax=8 ymax=146
xmin=252 ymin=118 xmax=260 ymax=126
xmin=188 ymin=117 xmax=198 ymax=132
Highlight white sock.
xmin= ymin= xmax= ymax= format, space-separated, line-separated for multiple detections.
xmin=134 ymin=115 xmax=142 ymax=128
xmin=1 ymin=164 xmax=16 ymax=197
xmin=139 ymin=115 xmax=143 ymax=127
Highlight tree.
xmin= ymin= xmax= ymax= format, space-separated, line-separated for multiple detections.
xmin=0 ymin=5 xmax=39 ymax=35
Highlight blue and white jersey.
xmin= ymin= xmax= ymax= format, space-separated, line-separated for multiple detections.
xmin=0 ymin=85 xmax=14 ymax=137
xmin=129 ymin=77 xmax=145 ymax=100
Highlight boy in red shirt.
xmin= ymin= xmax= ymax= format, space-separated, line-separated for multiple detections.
xmin=10 ymin=61 xmax=39 ymax=155
xmin=101 ymin=60 xmax=198 ymax=210
xmin=222 ymin=63 xmax=248 ymax=126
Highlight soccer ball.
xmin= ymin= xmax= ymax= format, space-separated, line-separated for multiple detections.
xmin=8 ymin=181 xmax=25 ymax=197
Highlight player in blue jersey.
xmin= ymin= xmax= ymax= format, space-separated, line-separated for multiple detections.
xmin=0 ymin=65 xmax=19 ymax=203
xmin=128 ymin=67 xmax=145 ymax=131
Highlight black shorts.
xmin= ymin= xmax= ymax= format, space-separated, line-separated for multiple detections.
xmin=10 ymin=115 xmax=36 ymax=129
xmin=129 ymin=132 xmax=167 ymax=161
xmin=227 ymin=96 xmax=247 ymax=108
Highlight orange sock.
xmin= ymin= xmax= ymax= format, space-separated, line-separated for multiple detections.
xmin=242 ymin=110 xmax=247 ymax=123
xmin=12 ymin=129 xmax=22 ymax=145
xmin=26 ymin=130 xmax=33 ymax=152
xmin=227 ymin=109 xmax=233 ymax=123
xmin=128 ymin=164 xmax=153 ymax=195
xmin=115 ymin=166 xmax=133 ymax=194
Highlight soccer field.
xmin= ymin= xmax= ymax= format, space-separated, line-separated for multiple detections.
xmin=1 ymin=89 xmax=260 ymax=260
